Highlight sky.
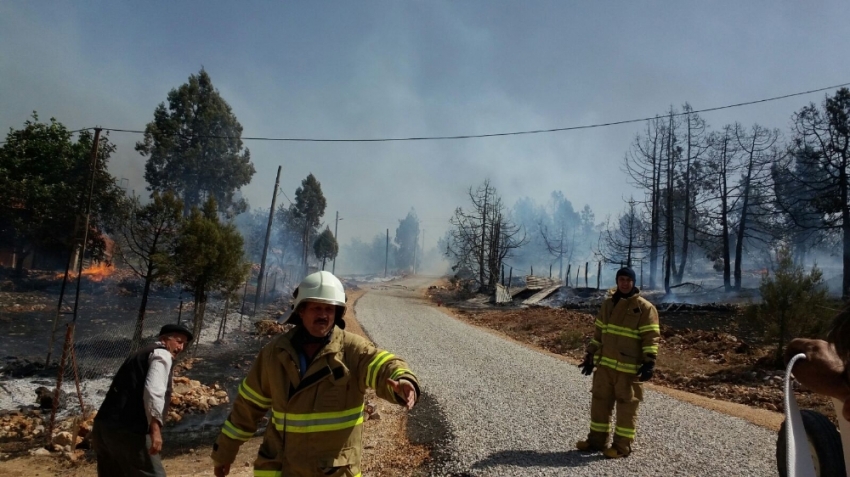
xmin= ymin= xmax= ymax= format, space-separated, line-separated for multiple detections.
xmin=3 ymin=1 xmax=850 ymax=253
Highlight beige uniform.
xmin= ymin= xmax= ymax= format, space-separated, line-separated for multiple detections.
xmin=583 ymin=288 xmax=660 ymax=455
xmin=211 ymin=326 xmax=418 ymax=477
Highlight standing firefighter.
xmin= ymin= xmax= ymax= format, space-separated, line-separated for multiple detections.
xmin=211 ymin=271 xmax=419 ymax=477
xmin=575 ymin=267 xmax=660 ymax=458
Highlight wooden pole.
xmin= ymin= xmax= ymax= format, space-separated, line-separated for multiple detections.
xmin=71 ymin=128 xmax=102 ymax=326
xmin=47 ymin=323 xmax=74 ymax=446
xmin=332 ymin=211 xmax=340 ymax=274
xmin=585 ymin=262 xmax=589 ymax=288
xmin=254 ymin=166 xmax=282 ymax=315
xmin=385 ymin=229 xmax=389 ymax=277
xmin=217 ymin=298 xmax=230 ymax=341
xmin=176 ymin=295 xmax=184 ymax=327
xmin=597 ymin=261 xmax=602 ymax=290
xmin=240 ymin=273 xmax=250 ymax=316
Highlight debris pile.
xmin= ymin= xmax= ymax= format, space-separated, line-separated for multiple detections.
xmin=0 ymin=408 xmax=46 ymax=442
xmin=168 ymin=376 xmax=229 ymax=422
xmin=0 ymin=408 xmax=95 ymax=461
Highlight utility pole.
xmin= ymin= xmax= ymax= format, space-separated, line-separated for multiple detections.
xmin=412 ymin=231 xmax=418 ymax=275
xmin=332 ymin=211 xmax=341 ymax=274
xmin=47 ymin=127 xmax=101 ymax=442
xmin=385 ymin=228 xmax=389 ymax=277
xmin=254 ymin=166 xmax=281 ymax=315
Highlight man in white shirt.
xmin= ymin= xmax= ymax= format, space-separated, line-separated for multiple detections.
xmin=91 ymin=323 xmax=193 ymax=477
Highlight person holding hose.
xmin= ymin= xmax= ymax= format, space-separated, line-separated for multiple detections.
xmin=785 ymin=305 xmax=850 ymax=422
xmin=211 ymin=271 xmax=419 ymax=477
xmin=575 ymin=266 xmax=660 ymax=458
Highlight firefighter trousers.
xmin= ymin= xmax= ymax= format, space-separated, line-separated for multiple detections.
xmin=584 ymin=365 xmax=643 ymax=455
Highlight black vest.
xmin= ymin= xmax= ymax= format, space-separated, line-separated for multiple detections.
xmin=95 ymin=342 xmax=174 ymax=434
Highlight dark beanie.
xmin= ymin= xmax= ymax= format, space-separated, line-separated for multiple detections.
xmin=616 ymin=267 xmax=636 ymax=282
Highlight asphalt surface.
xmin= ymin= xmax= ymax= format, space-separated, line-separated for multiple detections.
xmin=354 ymin=276 xmax=778 ymax=477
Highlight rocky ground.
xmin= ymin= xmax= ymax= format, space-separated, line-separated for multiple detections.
xmin=426 ymin=280 xmax=835 ymax=425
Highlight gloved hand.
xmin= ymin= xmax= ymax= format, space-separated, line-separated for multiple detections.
xmin=578 ymin=353 xmax=595 ymax=376
xmin=637 ymin=360 xmax=655 ymax=382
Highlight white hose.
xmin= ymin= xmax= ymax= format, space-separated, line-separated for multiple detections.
xmin=784 ymin=353 xmax=817 ymax=477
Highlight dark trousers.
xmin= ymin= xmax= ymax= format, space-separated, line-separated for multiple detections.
xmin=91 ymin=420 xmax=166 ymax=477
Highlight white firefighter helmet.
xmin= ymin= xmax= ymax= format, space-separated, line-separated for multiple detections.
xmin=285 ymin=271 xmax=347 ymax=328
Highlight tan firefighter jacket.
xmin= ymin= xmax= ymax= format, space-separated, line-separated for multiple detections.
xmin=585 ymin=288 xmax=660 ymax=374
xmin=210 ymin=325 xmax=419 ymax=477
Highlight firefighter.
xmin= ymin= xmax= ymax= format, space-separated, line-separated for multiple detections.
xmin=575 ymin=266 xmax=660 ymax=458
xmin=211 ymin=271 xmax=419 ymax=477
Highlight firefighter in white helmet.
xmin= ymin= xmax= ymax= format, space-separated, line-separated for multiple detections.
xmin=211 ymin=271 xmax=419 ymax=477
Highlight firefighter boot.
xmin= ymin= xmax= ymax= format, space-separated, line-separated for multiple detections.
xmin=575 ymin=430 xmax=608 ymax=452
xmin=603 ymin=445 xmax=630 ymax=459
xmin=605 ymin=397 xmax=639 ymax=458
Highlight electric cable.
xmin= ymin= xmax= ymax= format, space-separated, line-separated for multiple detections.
xmin=2 ymin=81 xmax=843 ymax=146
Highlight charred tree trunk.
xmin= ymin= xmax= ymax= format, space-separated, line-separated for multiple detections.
xmin=664 ymin=113 xmax=675 ymax=294
xmin=719 ymin=142 xmax=732 ymax=292
xmin=675 ymin=114 xmax=694 ymax=284
xmin=192 ymin=290 xmax=207 ymax=346
xmin=842 ymin=158 xmax=850 ymax=299
xmin=734 ymin=134 xmax=758 ymax=290
xmin=132 ymin=274 xmax=154 ymax=350
xmin=478 ymin=186 xmax=489 ymax=291
xmin=649 ymin=134 xmax=660 ymax=290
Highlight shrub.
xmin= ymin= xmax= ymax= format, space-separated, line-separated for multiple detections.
xmin=754 ymin=247 xmax=832 ymax=364
xmin=555 ymin=330 xmax=585 ymax=350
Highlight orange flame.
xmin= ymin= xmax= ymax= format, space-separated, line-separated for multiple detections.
xmin=81 ymin=263 xmax=114 ymax=282
xmin=57 ymin=263 xmax=115 ymax=282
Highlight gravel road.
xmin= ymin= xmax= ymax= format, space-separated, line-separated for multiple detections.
xmin=354 ymin=276 xmax=778 ymax=477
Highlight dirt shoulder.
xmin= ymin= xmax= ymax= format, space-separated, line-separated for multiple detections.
xmin=0 ymin=285 xmax=429 ymax=477
xmin=424 ymin=280 xmax=833 ymax=432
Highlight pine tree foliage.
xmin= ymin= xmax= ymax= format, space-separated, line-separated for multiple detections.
xmin=394 ymin=209 xmax=421 ymax=272
xmin=173 ymin=198 xmax=249 ymax=343
xmin=290 ymin=173 xmax=327 ymax=277
xmin=136 ymin=69 xmax=255 ymax=216
xmin=755 ymin=247 xmax=831 ymax=363
xmin=313 ymin=227 xmax=338 ymax=270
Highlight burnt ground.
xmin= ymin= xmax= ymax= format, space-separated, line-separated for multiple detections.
xmin=0 ymin=267 xmax=291 ymax=460
xmin=426 ymin=282 xmax=835 ymax=424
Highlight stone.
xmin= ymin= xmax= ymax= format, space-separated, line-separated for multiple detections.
xmin=53 ymin=431 xmax=74 ymax=447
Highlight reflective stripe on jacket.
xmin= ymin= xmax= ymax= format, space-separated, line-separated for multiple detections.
xmin=211 ymin=325 xmax=418 ymax=477
xmin=586 ymin=288 xmax=660 ymax=373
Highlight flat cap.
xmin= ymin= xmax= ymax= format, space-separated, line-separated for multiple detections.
xmin=158 ymin=323 xmax=194 ymax=342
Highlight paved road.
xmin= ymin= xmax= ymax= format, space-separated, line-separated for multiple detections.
xmin=355 ymin=276 xmax=777 ymax=476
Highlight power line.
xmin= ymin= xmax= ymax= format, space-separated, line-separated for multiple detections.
xmin=98 ymin=81 xmax=850 ymax=142
xmin=3 ymin=81 xmax=849 ymax=145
